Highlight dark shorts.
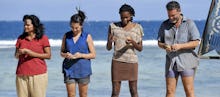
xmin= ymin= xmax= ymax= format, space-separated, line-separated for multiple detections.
xmin=166 ymin=65 xmax=195 ymax=78
xmin=64 ymin=76 xmax=90 ymax=84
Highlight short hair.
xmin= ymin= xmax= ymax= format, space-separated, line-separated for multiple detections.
xmin=166 ymin=1 xmax=181 ymax=11
xmin=119 ymin=4 xmax=135 ymax=16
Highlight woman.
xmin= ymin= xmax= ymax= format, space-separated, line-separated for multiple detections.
xmin=60 ymin=10 xmax=96 ymax=97
xmin=106 ymin=4 xmax=144 ymax=97
xmin=15 ymin=15 xmax=51 ymax=97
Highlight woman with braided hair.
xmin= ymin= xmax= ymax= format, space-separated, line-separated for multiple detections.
xmin=106 ymin=4 xmax=144 ymax=97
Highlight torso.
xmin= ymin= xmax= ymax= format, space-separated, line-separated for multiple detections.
xmin=110 ymin=22 xmax=143 ymax=63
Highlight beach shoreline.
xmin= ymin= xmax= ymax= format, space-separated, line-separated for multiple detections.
xmin=0 ymin=46 xmax=220 ymax=97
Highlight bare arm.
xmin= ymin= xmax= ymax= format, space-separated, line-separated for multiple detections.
xmin=68 ymin=34 xmax=96 ymax=59
xmin=60 ymin=34 xmax=67 ymax=58
xmin=83 ymin=34 xmax=96 ymax=59
xmin=171 ymin=40 xmax=200 ymax=51
xmin=18 ymin=47 xmax=51 ymax=59
xmin=158 ymin=41 xmax=172 ymax=52
xmin=126 ymin=38 xmax=143 ymax=52
xmin=106 ymin=26 xmax=113 ymax=51
xmin=14 ymin=48 xmax=19 ymax=59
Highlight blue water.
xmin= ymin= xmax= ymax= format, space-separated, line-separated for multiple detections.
xmin=0 ymin=20 xmax=206 ymax=40
xmin=1 ymin=21 xmax=220 ymax=97
xmin=1 ymin=46 xmax=220 ymax=97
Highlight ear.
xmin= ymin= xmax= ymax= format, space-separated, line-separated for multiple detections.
xmin=177 ymin=8 xmax=181 ymax=12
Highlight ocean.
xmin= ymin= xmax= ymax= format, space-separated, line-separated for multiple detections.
xmin=0 ymin=20 xmax=206 ymax=48
xmin=0 ymin=21 xmax=220 ymax=97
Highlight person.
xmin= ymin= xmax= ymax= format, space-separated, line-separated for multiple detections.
xmin=157 ymin=1 xmax=200 ymax=97
xmin=106 ymin=4 xmax=144 ymax=97
xmin=60 ymin=10 xmax=96 ymax=97
xmin=14 ymin=15 xmax=51 ymax=97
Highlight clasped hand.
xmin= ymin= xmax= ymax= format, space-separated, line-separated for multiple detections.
xmin=165 ymin=44 xmax=181 ymax=52
xmin=61 ymin=52 xmax=82 ymax=59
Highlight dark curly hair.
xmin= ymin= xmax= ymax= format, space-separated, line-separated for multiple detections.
xmin=70 ymin=10 xmax=86 ymax=26
xmin=20 ymin=15 xmax=44 ymax=40
xmin=119 ymin=4 xmax=135 ymax=21
xmin=119 ymin=4 xmax=135 ymax=16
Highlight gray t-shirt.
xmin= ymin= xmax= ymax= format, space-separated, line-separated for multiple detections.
xmin=158 ymin=16 xmax=200 ymax=73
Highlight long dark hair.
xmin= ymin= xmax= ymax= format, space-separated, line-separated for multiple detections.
xmin=20 ymin=15 xmax=44 ymax=39
xmin=70 ymin=10 xmax=86 ymax=26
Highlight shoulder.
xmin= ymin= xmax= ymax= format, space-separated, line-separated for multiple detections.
xmin=133 ymin=23 xmax=144 ymax=36
xmin=134 ymin=23 xmax=143 ymax=28
xmin=42 ymin=35 xmax=49 ymax=39
xmin=159 ymin=19 xmax=172 ymax=29
xmin=183 ymin=18 xmax=198 ymax=28
xmin=182 ymin=16 xmax=195 ymax=24
xmin=65 ymin=31 xmax=73 ymax=38
xmin=185 ymin=19 xmax=196 ymax=25
xmin=83 ymin=32 xmax=92 ymax=38
xmin=162 ymin=19 xmax=170 ymax=25
xmin=65 ymin=31 xmax=72 ymax=35
xmin=110 ymin=22 xmax=121 ymax=27
xmin=40 ymin=35 xmax=49 ymax=41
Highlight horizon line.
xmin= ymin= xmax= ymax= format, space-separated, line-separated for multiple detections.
xmin=0 ymin=19 xmax=207 ymax=22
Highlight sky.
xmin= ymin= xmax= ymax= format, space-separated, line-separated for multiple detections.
xmin=0 ymin=0 xmax=211 ymax=21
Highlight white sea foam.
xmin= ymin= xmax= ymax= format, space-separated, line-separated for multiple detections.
xmin=0 ymin=39 xmax=158 ymax=48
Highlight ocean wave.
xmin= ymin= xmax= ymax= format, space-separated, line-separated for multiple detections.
xmin=0 ymin=39 xmax=158 ymax=48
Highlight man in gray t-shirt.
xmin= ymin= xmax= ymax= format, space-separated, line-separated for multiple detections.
xmin=157 ymin=1 xmax=200 ymax=97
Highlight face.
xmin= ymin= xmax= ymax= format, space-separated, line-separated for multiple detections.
xmin=120 ymin=11 xmax=132 ymax=26
xmin=167 ymin=9 xmax=181 ymax=24
xmin=24 ymin=19 xmax=34 ymax=33
xmin=70 ymin=22 xmax=82 ymax=34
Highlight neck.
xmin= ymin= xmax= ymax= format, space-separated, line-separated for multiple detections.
xmin=73 ymin=31 xmax=82 ymax=37
xmin=28 ymin=32 xmax=36 ymax=37
xmin=26 ymin=32 xmax=36 ymax=40
xmin=122 ymin=21 xmax=131 ymax=27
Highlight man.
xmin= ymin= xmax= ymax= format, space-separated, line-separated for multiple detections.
xmin=157 ymin=1 xmax=200 ymax=97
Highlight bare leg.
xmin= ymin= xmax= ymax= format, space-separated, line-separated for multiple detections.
xmin=182 ymin=76 xmax=195 ymax=97
xmin=78 ymin=83 xmax=88 ymax=97
xmin=166 ymin=77 xmax=178 ymax=97
xmin=66 ymin=83 xmax=76 ymax=97
xmin=111 ymin=81 xmax=121 ymax=97
xmin=129 ymin=80 xmax=138 ymax=97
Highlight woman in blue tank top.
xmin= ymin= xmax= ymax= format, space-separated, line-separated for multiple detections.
xmin=60 ymin=10 xmax=96 ymax=97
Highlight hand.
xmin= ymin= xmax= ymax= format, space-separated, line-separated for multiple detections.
xmin=108 ymin=34 xmax=116 ymax=42
xmin=126 ymin=37 xmax=133 ymax=46
xmin=61 ymin=52 xmax=68 ymax=58
xmin=19 ymin=48 xmax=31 ymax=55
xmin=71 ymin=52 xmax=83 ymax=59
xmin=164 ymin=44 xmax=172 ymax=52
xmin=171 ymin=44 xmax=181 ymax=51
xmin=65 ymin=52 xmax=74 ymax=59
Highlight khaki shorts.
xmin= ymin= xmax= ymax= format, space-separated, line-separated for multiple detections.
xmin=16 ymin=73 xmax=48 ymax=97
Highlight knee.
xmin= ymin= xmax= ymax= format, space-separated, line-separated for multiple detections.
xmin=185 ymin=87 xmax=194 ymax=97
xmin=67 ymin=93 xmax=75 ymax=97
xmin=79 ymin=91 xmax=88 ymax=97
xmin=130 ymin=87 xmax=138 ymax=95
xmin=112 ymin=89 xmax=119 ymax=97
xmin=79 ymin=93 xmax=87 ymax=97
xmin=166 ymin=87 xmax=176 ymax=95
